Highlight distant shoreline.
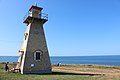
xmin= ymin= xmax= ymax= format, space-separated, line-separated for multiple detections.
xmin=0 ymin=55 xmax=120 ymax=57
xmin=0 ymin=56 xmax=120 ymax=66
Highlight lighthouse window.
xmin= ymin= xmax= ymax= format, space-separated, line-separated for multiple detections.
xmin=34 ymin=51 xmax=41 ymax=61
xmin=24 ymin=33 xmax=28 ymax=40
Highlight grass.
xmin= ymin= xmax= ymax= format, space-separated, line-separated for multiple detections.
xmin=0 ymin=63 xmax=120 ymax=80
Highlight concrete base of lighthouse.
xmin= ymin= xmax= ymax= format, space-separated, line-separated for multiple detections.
xmin=21 ymin=70 xmax=51 ymax=74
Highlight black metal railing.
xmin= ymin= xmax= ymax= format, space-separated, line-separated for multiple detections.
xmin=23 ymin=11 xmax=48 ymax=21
xmin=41 ymin=13 xmax=48 ymax=20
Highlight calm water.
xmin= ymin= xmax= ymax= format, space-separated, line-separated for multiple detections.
xmin=0 ymin=55 xmax=120 ymax=66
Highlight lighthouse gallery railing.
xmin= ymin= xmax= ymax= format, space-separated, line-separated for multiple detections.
xmin=23 ymin=11 xmax=48 ymax=21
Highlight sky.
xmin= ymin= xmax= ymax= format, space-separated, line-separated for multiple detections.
xmin=0 ymin=0 xmax=120 ymax=56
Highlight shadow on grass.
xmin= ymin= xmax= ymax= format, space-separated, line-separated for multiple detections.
xmin=5 ymin=71 xmax=105 ymax=76
xmin=40 ymin=72 xmax=104 ymax=76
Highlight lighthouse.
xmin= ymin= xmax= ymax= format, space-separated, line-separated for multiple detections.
xmin=16 ymin=4 xmax=52 ymax=74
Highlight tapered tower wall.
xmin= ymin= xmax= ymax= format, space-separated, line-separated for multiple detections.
xmin=21 ymin=20 xmax=51 ymax=74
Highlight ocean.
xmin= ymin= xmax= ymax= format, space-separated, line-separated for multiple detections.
xmin=0 ymin=55 xmax=120 ymax=66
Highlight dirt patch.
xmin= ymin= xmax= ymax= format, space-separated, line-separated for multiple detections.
xmin=52 ymin=64 xmax=120 ymax=75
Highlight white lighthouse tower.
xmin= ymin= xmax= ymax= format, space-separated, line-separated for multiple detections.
xmin=16 ymin=4 xmax=52 ymax=74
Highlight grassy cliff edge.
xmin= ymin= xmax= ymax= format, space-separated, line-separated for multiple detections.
xmin=0 ymin=63 xmax=120 ymax=80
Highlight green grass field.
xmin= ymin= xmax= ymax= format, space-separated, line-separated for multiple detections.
xmin=0 ymin=63 xmax=120 ymax=80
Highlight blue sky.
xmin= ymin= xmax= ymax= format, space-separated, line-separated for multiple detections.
xmin=0 ymin=0 xmax=120 ymax=56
